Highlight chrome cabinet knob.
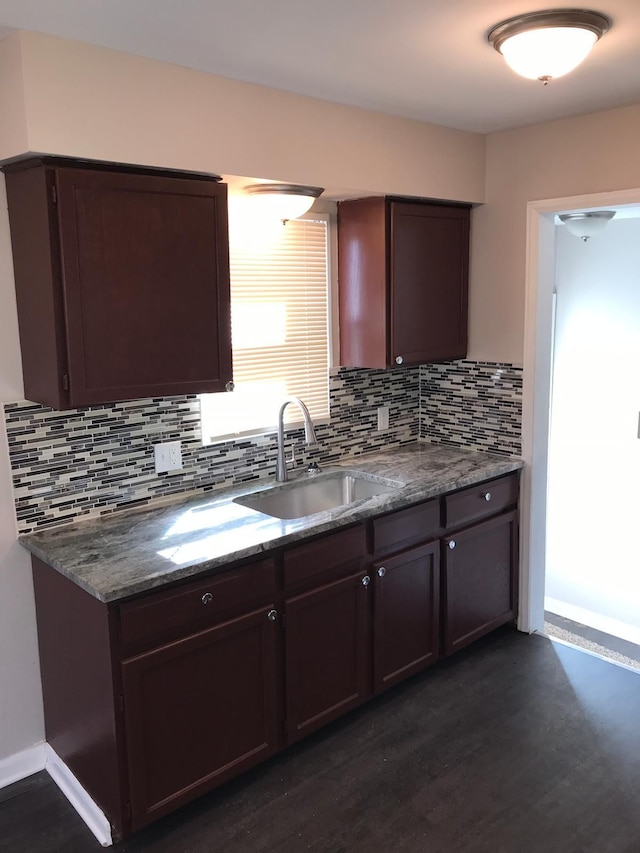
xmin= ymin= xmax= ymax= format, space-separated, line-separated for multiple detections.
xmin=201 ymin=592 xmax=213 ymax=605
xmin=267 ymin=609 xmax=278 ymax=622
xmin=395 ymin=356 xmax=403 ymax=365
xmin=448 ymin=540 xmax=456 ymax=550
xmin=482 ymin=492 xmax=492 ymax=502
xmin=225 ymin=380 xmax=235 ymax=392
xmin=362 ymin=575 xmax=371 ymax=587
xmin=377 ymin=567 xmax=386 ymax=578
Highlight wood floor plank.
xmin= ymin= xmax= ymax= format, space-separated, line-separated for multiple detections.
xmin=1 ymin=628 xmax=639 ymax=852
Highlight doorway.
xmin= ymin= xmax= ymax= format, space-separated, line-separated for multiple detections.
xmin=520 ymin=189 xmax=640 ymax=670
xmin=543 ymin=211 xmax=640 ymax=669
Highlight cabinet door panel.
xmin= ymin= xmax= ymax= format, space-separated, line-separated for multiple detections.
xmin=122 ymin=606 xmax=278 ymax=829
xmin=390 ymin=202 xmax=469 ymax=364
xmin=443 ymin=511 xmax=518 ymax=656
xmin=57 ymin=168 xmax=231 ymax=405
xmin=285 ymin=571 xmax=370 ymax=742
xmin=374 ymin=541 xmax=440 ymax=693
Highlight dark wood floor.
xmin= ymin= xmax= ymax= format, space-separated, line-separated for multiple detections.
xmin=2 ymin=628 xmax=640 ymax=853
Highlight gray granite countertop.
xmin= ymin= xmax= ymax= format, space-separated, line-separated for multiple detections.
xmin=20 ymin=442 xmax=523 ymax=603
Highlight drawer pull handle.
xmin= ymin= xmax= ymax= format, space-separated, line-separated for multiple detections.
xmin=395 ymin=355 xmax=403 ymax=365
xmin=377 ymin=566 xmax=386 ymax=578
xmin=362 ymin=575 xmax=371 ymax=587
xmin=267 ymin=609 xmax=278 ymax=622
xmin=201 ymin=592 xmax=214 ymax=605
xmin=482 ymin=492 xmax=492 ymax=502
xmin=448 ymin=540 xmax=456 ymax=550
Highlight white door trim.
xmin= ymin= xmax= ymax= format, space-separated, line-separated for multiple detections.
xmin=520 ymin=187 xmax=640 ymax=634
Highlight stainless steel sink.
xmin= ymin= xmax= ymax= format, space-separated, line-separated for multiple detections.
xmin=233 ymin=472 xmax=400 ymax=520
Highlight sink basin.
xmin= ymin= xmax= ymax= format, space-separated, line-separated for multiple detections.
xmin=233 ymin=472 xmax=400 ymax=520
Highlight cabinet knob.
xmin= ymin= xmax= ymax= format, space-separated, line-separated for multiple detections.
xmin=201 ymin=592 xmax=214 ymax=605
xmin=225 ymin=380 xmax=235 ymax=392
xmin=361 ymin=575 xmax=371 ymax=587
xmin=482 ymin=491 xmax=492 ymax=502
xmin=448 ymin=540 xmax=456 ymax=550
xmin=267 ymin=609 xmax=278 ymax=622
xmin=395 ymin=356 xmax=404 ymax=365
xmin=377 ymin=566 xmax=386 ymax=578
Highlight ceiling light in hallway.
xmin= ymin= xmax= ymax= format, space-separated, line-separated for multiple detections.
xmin=559 ymin=210 xmax=616 ymax=241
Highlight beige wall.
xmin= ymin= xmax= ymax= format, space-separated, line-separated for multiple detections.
xmin=471 ymin=104 xmax=640 ymax=364
xmin=0 ymin=34 xmax=28 ymax=162
xmin=9 ymin=31 xmax=486 ymax=203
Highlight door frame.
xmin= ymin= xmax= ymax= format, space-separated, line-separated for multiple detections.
xmin=519 ymin=187 xmax=640 ymax=635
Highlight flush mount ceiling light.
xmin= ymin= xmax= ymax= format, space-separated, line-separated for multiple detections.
xmin=559 ymin=210 xmax=616 ymax=241
xmin=244 ymin=183 xmax=324 ymax=221
xmin=488 ymin=8 xmax=610 ymax=84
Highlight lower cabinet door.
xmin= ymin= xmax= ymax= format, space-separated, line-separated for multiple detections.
xmin=285 ymin=570 xmax=371 ymax=743
xmin=121 ymin=606 xmax=279 ymax=829
xmin=373 ymin=541 xmax=440 ymax=693
xmin=443 ymin=510 xmax=518 ymax=656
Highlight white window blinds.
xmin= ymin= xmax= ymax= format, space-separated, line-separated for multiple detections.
xmin=200 ymin=216 xmax=330 ymax=443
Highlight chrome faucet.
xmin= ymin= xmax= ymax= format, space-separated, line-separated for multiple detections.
xmin=276 ymin=397 xmax=318 ymax=482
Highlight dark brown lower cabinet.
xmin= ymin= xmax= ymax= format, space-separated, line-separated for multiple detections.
xmin=373 ymin=541 xmax=440 ymax=693
xmin=121 ymin=606 xmax=279 ymax=830
xmin=31 ymin=472 xmax=520 ymax=840
xmin=443 ymin=510 xmax=518 ymax=656
xmin=284 ymin=570 xmax=371 ymax=743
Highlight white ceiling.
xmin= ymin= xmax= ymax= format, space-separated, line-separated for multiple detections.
xmin=1 ymin=0 xmax=640 ymax=133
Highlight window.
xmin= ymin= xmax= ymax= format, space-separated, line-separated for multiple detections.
xmin=200 ymin=214 xmax=331 ymax=443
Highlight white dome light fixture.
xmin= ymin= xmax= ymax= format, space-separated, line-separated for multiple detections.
xmin=244 ymin=183 xmax=324 ymax=222
xmin=559 ymin=210 xmax=616 ymax=241
xmin=488 ymin=9 xmax=610 ymax=84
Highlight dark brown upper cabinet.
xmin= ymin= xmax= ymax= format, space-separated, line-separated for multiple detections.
xmin=337 ymin=197 xmax=470 ymax=368
xmin=3 ymin=157 xmax=232 ymax=409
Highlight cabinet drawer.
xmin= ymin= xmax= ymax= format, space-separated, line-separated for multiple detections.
xmin=372 ymin=499 xmax=440 ymax=556
xmin=119 ymin=558 xmax=277 ymax=654
xmin=445 ymin=474 xmax=519 ymax=530
xmin=284 ymin=525 xmax=367 ymax=592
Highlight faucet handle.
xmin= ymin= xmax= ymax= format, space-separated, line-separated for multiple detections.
xmin=306 ymin=461 xmax=320 ymax=476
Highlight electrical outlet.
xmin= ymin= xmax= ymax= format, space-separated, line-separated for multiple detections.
xmin=377 ymin=406 xmax=390 ymax=431
xmin=154 ymin=441 xmax=183 ymax=474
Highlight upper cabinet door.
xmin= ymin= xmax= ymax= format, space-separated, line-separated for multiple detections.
xmin=57 ymin=168 xmax=232 ymax=407
xmin=337 ymin=196 xmax=470 ymax=369
xmin=4 ymin=158 xmax=232 ymax=409
xmin=390 ymin=202 xmax=469 ymax=365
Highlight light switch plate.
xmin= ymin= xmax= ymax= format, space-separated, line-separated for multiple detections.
xmin=154 ymin=440 xmax=183 ymax=474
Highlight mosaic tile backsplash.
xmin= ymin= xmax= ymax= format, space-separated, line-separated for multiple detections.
xmin=4 ymin=361 xmax=522 ymax=534
xmin=420 ymin=361 xmax=522 ymax=455
xmin=5 ymin=367 xmax=419 ymax=534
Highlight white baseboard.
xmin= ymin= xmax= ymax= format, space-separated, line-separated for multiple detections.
xmin=0 ymin=743 xmax=45 ymax=789
xmin=545 ymin=597 xmax=640 ymax=647
xmin=44 ymin=745 xmax=113 ymax=847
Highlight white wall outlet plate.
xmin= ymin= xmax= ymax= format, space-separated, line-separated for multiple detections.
xmin=154 ymin=440 xmax=183 ymax=474
xmin=377 ymin=406 xmax=390 ymax=431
